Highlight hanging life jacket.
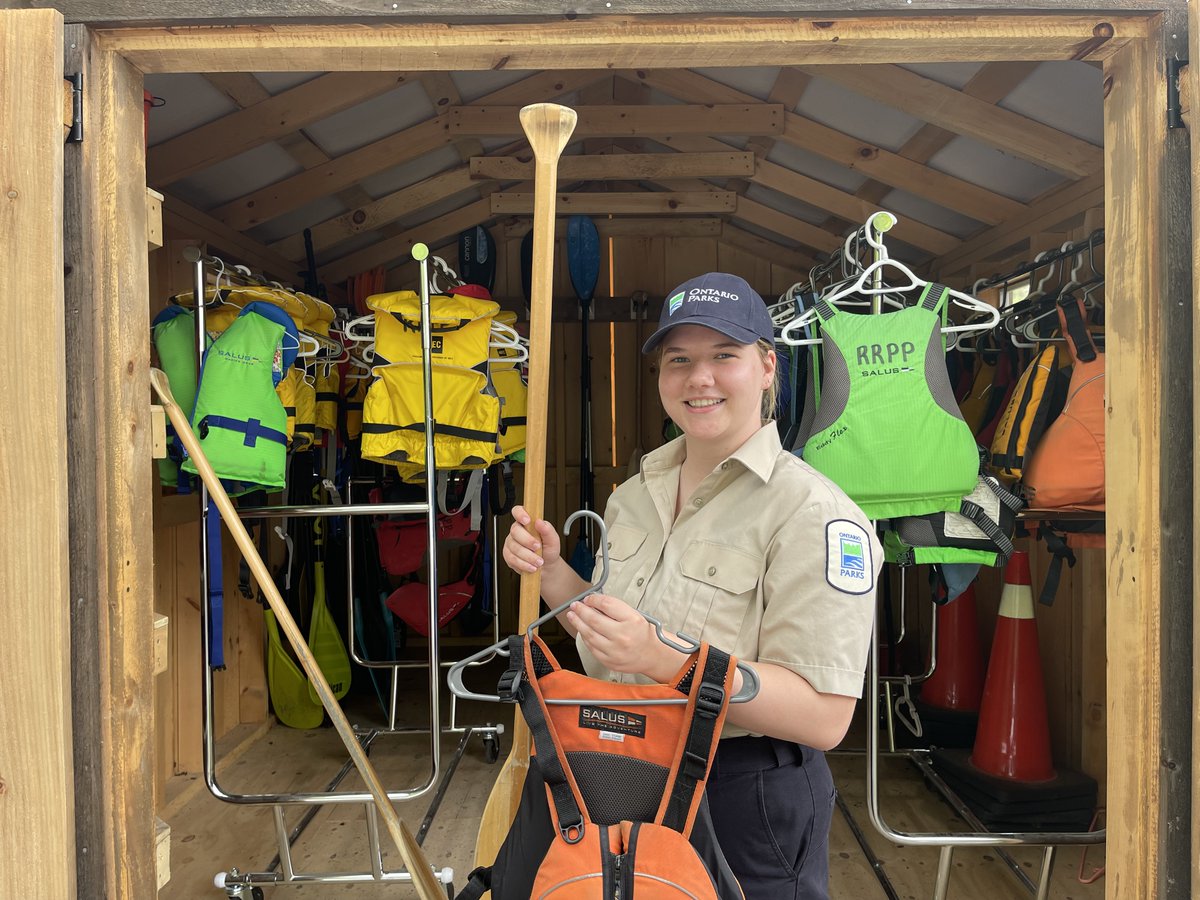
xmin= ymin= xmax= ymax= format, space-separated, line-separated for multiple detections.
xmin=362 ymin=290 xmax=503 ymax=480
xmin=800 ymin=284 xmax=979 ymax=519
xmin=151 ymin=304 xmax=205 ymax=489
xmin=457 ymin=636 xmax=745 ymax=900
xmin=1022 ymin=296 xmax=1105 ymax=511
xmin=989 ymin=343 xmax=1069 ymax=483
xmin=181 ymin=301 xmax=297 ymax=495
xmin=882 ymin=450 xmax=1026 ymax=568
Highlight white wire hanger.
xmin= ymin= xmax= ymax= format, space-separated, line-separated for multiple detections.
xmin=447 ymin=509 xmax=761 ymax=707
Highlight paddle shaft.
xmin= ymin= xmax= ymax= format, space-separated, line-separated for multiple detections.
xmin=474 ymin=102 xmax=577 ymax=868
xmin=149 ymin=369 xmax=446 ymax=900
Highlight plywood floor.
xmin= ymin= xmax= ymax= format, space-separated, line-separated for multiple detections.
xmin=161 ymin=663 xmax=1106 ymax=900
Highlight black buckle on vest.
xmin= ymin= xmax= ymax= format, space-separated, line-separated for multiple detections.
xmin=696 ymin=683 xmax=725 ymax=720
xmin=560 ymin=817 xmax=586 ymax=844
xmin=497 ymin=667 xmax=522 ymax=702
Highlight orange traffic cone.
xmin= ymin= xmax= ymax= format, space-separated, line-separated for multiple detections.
xmin=921 ymin=583 xmax=985 ymax=713
xmin=969 ymin=551 xmax=1056 ymax=782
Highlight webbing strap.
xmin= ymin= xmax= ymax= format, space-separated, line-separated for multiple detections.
xmin=205 ymin=499 xmax=226 ymax=670
xmin=1037 ymin=524 xmax=1076 ymax=606
xmin=958 ymin=499 xmax=1014 ymax=561
xmin=360 ymin=421 xmax=497 ymax=443
xmin=1059 ymin=296 xmax=1097 ymax=363
xmin=201 ymin=414 xmax=288 ymax=448
xmin=510 ymin=636 xmax=586 ymax=842
xmin=814 ymin=299 xmax=837 ymax=322
xmin=452 ymin=867 xmax=491 ymax=900
xmin=661 ymin=646 xmax=731 ymax=834
xmin=921 ymin=283 xmax=948 ymax=312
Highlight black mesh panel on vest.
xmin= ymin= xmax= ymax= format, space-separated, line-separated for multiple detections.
xmin=565 ymin=751 xmax=670 ymax=825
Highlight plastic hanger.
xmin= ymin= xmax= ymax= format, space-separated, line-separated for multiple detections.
xmin=780 ymin=257 xmax=999 ymax=346
xmin=489 ymin=320 xmax=529 ymax=364
xmin=447 ymin=509 xmax=761 ymax=707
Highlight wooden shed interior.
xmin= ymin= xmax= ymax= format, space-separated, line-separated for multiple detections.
xmin=2 ymin=7 xmax=1194 ymax=900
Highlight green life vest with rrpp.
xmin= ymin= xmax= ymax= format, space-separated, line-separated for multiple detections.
xmin=182 ymin=301 xmax=295 ymax=495
xmin=801 ymin=284 xmax=979 ymax=519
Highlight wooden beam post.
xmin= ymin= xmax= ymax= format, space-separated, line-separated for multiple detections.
xmin=1103 ymin=16 xmax=1188 ymax=900
xmin=64 ymin=23 xmax=156 ymax=900
xmin=0 ymin=9 xmax=75 ymax=899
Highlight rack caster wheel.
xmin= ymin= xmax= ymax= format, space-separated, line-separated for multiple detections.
xmin=483 ymin=733 xmax=501 ymax=763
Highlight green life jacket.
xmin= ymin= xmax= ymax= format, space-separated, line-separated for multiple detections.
xmin=801 ymin=284 xmax=979 ymax=519
xmin=182 ymin=302 xmax=295 ymax=495
xmin=151 ymin=305 xmax=205 ymax=488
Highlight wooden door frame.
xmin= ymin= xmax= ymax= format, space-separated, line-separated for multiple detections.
xmin=59 ymin=11 xmax=1187 ymax=900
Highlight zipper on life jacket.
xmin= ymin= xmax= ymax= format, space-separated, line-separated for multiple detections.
xmin=612 ymin=853 xmax=623 ymax=899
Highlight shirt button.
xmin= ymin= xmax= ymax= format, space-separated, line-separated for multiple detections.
xmin=720 ymin=462 xmax=729 ymax=471
xmin=606 ymin=542 xmax=611 ymax=550
xmin=693 ymin=497 xmax=704 ymax=507
xmin=636 ymin=577 xmax=645 ymax=587
xmin=707 ymin=566 xmax=717 ymax=576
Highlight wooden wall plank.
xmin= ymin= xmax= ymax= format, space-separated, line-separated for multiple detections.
xmin=1191 ymin=3 xmax=1200 ymax=888
xmin=62 ymin=22 xmax=156 ymax=900
xmin=1 ymin=10 xmax=75 ymax=899
xmin=1103 ymin=24 xmax=1166 ymax=900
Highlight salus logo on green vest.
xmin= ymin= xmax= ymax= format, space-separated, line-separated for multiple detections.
xmin=855 ymin=341 xmax=916 ymax=377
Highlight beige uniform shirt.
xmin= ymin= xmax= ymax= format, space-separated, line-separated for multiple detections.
xmin=578 ymin=423 xmax=881 ymax=737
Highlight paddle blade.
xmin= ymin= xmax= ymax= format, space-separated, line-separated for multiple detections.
xmin=458 ymin=224 xmax=497 ymax=293
xmin=519 ymin=102 xmax=577 ymax=162
xmin=265 ymin=609 xmax=324 ymax=729
xmin=306 ymin=562 xmax=352 ymax=705
xmin=567 ymin=215 xmax=601 ymax=303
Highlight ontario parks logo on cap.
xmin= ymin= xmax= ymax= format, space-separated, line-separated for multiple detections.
xmin=667 ymin=290 xmax=685 ymax=315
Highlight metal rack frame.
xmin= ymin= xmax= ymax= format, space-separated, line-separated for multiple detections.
xmin=178 ymin=248 xmax=501 ymax=895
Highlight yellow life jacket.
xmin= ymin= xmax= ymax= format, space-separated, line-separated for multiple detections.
xmin=989 ymin=345 xmax=1069 ymax=483
xmin=361 ymin=362 xmax=500 ymax=478
xmin=492 ymin=366 xmax=528 ymax=458
xmin=275 ymin=365 xmax=301 ymax=445
xmin=369 ymin=290 xmax=499 ymax=368
xmin=293 ymin=369 xmax=318 ymax=452
xmin=315 ymin=362 xmax=340 ymax=433
xmin=342 ymin=370 xmax=369 ymax=441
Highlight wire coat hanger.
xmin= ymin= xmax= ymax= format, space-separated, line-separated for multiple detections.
xmin=447 ymin=509 xmax=761 ymax=706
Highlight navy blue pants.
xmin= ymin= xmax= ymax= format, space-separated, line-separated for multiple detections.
xmin=705 ymin=737 xmax=835 ymax=900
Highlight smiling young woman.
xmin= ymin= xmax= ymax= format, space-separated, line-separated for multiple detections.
xmin=502 ymin=272 xmax=881 ymax=900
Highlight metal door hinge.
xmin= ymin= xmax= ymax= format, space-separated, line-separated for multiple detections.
xmin=66 ymin=72 xmax=83 ymax=143
xmin=1167 ymin=57 xmax=1187 ymax=129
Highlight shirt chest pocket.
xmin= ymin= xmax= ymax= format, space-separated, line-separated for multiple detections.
xmin=677 ymin=541 xmax=762 ymax=641
xmin=599 ymin=523 xmax=649 ymax=592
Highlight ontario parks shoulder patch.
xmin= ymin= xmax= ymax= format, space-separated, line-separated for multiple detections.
xmin=826 ymin=520 xmax=874 ymax=595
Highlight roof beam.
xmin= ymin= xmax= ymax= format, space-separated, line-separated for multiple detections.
xmin=471 ymin=151 xmax=755 ymax=181
xmin=931 ymin=171 xmax=1104 ymax=279
xmin=97 ymin=17 xmax=1145 ymax=74
xmin=718 ymin=224 xmax=820 ymax=273
xmin=500 ymin=218 xmax=725 ymax=239
xmin=654 ymin=131 xmax=959 ymax=256
xmin=489 ymin=191 xmax=737 ymax=215
xmin=798 ymin=63 xmax=1103 ymax=178
xmin=450 ymin=104 xmax=783 ymax=137
xmin=209 ymin=69 xmax=609 ymax=231
xmin=147 ymin=72 xmax=409 ymax=186
xmin=631 ymin=68 xmax=1024 ymax=226
xmin=318 ymin=198 xmax=493 ymax=283
xmin=162 ymin=194 xmax=303 ymax=282
xmin=845 ymin=61 xmax=1040 ymax=210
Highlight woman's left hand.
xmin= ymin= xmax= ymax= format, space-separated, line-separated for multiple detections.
xmin=567 ymin=594 xmax=682 ymax=681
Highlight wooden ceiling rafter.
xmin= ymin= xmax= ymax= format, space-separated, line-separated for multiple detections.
xmin=208 ymin=69 xmax=612 ymax=231
xmin=833 ymin=61 xmax=1042 ymax=228
xmin=448 ymin=104 xmax=785 ymax=137
xmin=639 ymin=130 xmax=961 ymax=256
xmin=416 ymin=70 xmax=491 ymax=204
xmin=629 ymin=68 xmax=1024 ymax=225
xmin=470 ymin=151 xmax=756 ymax=181
xmin=148 ymin=71 xmax=411 ymax=186
xmin=718 ymin=223 xmax=821 ymax=274
xmin=798 ymin=63 xmax=1104 ymax=178
xmin=731 ymin=68 xmax=815 ymax=198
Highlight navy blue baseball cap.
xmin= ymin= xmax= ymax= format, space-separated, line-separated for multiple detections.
xmin=641 ymin=272 xmax=775 ymax=354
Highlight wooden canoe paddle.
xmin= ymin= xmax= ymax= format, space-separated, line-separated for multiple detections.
xmin=473 ymin=102 xmax=578 ymax=869
xmin=148 ymin=368 xmax=446 ymax=900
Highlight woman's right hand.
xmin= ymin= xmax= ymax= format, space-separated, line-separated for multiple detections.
xmin=502 ymin=505 xmax=562 ymax=575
